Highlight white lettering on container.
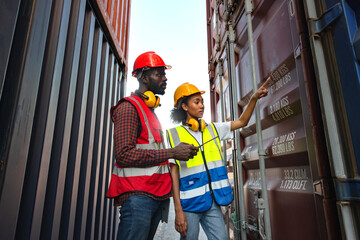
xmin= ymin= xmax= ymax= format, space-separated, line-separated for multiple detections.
xmin=279 ymin=179 xmax=308 ymax=190
xmin=272 ymin=131 xmax=297 ymax=155
xmin=248 ymin=171 xmax=261 ymax=187
xmin=270 ymin=71 xmax=291 ymax=94
xmin=271 ymin=105 xmax=294 ymax=121
xmin=270 ymin=96 xmax=290 ymax=114
xmin=280 ymin=168 xmax=308 ymax=191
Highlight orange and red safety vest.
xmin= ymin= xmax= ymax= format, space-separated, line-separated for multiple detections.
xmin=107 ymin=95 xmax=171 ymax=198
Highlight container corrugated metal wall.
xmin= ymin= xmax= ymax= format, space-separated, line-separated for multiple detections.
xmin=206 ymin=0 xmax=359 ymax=239
xmin=0 ymin=0 xmax=130 ymax=239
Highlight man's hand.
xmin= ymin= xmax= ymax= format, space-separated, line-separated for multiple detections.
xmin=175 ymin=209 xmax=187 ymax=238
xmin=168 ymin=142 xmax=199 ymax=161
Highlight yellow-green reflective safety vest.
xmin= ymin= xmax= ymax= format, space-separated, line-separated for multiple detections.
xmin=167 ymin=123 xmax=233 ymax=212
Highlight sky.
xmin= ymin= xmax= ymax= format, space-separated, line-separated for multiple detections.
xmin=126 ymin=0 xmax=211 ymax=131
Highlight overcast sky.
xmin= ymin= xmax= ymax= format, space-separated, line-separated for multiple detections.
xmin=126 ymin=0 xmax=211 ymax=131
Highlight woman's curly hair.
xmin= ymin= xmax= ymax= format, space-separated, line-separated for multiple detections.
xmin=170 ymin=96 xmax=190 ymax=124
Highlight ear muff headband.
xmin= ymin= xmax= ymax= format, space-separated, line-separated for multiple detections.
xmin=142 ymin=91 xmax=160 ymax=108
xmin=187 ymin=118 xmax=206 ymax=132
xmin=199 ymin=119 xmax=206 ymax=132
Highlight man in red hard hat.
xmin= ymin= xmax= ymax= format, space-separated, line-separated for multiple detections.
xmin=107 ymin=51 xmax=199 ymax=240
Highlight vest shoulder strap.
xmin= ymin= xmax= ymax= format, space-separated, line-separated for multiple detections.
xmin=127 ymin=96 xmax=156 ymax=143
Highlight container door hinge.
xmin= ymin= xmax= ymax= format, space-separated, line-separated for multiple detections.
xmin=309 ymin=3 xmax=343 ymax=35
xmin=248 ymin=189 xmax=267 ymax=239
xmin=294 ymin=43 xmax=301 ymax=59
xmin=313 ymin=179 xmax=333 ymax=198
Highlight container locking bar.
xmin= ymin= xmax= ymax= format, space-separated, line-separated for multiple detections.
xmin=245 ymin=0 xmax=272 ymax=238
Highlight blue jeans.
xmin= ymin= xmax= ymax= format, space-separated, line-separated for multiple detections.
xmin=117 ymin=195 xmax=169 ymax=240
xmin=181 ymin=201 xmax=228 ymax=240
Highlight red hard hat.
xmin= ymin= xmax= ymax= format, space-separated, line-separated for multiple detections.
xmin=132 ymin=51 xmax=172 ymax=76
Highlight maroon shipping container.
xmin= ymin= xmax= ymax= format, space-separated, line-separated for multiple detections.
xmin=206 ymin=0 xmax=359 ymax=239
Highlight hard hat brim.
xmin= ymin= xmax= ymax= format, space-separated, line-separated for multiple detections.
xmin=174 ymin=90 xmax=205 ymax=107
xmin=132 ymin=65 xmax=172 ymax=77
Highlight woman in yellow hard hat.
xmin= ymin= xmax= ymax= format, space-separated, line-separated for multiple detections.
xmin=166 ymin=79 xmax=269 ymax=239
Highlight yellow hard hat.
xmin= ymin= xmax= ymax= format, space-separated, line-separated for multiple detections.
xmin=174 ymin=82 xmax=205 ymax=107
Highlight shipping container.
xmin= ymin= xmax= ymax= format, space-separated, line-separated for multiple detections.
xmin=206 ymin=0 xmax=360 ymax=239
xmin=0 ymin=0 xmax=130 ymax=239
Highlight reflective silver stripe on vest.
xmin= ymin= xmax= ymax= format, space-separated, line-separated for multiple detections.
xmin=136 ymin=142 xmax=163 ymax=150
xmin=180 ymin=183 xmax=209 ymax=199
xmin=211 ymin=178 xmax=231 ymax=191
xmin=168 ymin=128 xmax=180 ymax=148
xmin=113 ymin=164 xmax=169 ymax=177
xmin=180 ymin=179 xmax=230 ymax=199
xmin=128 ymin=96 xmax=155 ymax=143
xmin=179 ymin=159 xmax=224 ymax=178
xmin=207 ymin=124 xmax=222 ymax=155
xmin=205 ymin=123 xmax=217 ymax=141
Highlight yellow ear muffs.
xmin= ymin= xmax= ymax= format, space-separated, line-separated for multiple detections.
xmin=143 ymin=91 xmax=160 ymax=108
xmin=188 ymin=118 xmax=199 ymax=131
xmin=187 ymin=118 xmax=206 ymax=132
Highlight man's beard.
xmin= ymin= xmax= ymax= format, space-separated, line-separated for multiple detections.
xmin=149 ymin=79 xmax=166 ymax=95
